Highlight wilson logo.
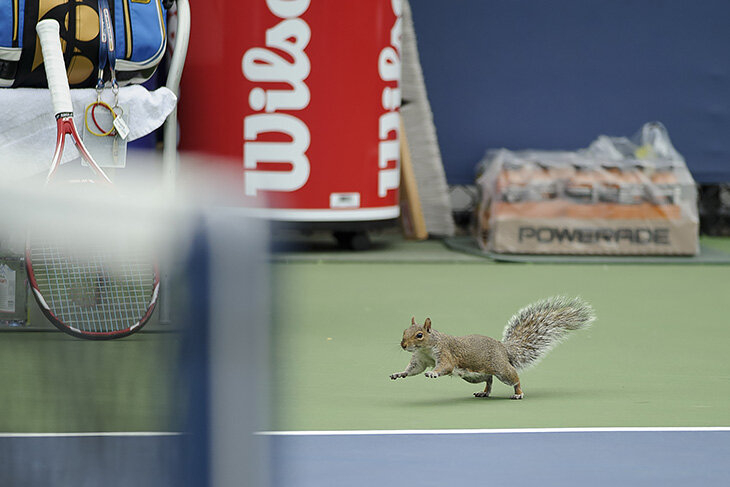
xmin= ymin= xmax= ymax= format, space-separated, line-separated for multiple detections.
xmin=377 ymin=0 xmax=402 ymax=198
xmin=242 ymin=0 xmax=311 ymax=196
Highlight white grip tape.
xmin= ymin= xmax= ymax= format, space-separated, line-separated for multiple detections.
xmin=36 ymin=20 xmax=73 ymax=116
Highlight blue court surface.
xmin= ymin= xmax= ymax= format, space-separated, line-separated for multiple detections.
xmin=2 ymin=428 xmax=729 ymax=486
xmin=262 ymin=428 xmax=730 ymax=487
xmin=0 ymin=433 xmax=184 ymax=487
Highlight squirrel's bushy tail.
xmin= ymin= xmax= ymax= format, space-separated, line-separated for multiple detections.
xmin=501 ymin=296 xmax=595 ymax=370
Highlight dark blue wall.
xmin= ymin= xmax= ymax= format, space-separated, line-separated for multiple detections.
xmin=411 ymin=0 xmax=730 ymax=184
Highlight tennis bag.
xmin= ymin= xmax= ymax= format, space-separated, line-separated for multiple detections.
xmin=0 ymin=0 xmax=167 ymax=88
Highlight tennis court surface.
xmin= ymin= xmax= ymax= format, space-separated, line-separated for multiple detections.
xmin=262 ymin=428 xmax=730 ymax=487
xmin=264 ymin=234 xmax=730 ymax=486
xmin=1 ymin=233 xmax=729 ymax=486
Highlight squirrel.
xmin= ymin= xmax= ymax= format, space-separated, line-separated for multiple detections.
xmin=389 ymin=296 xmax=595 ymax=399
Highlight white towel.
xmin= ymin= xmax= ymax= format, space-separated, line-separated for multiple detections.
xmin=0 ymin=85 xmax=177 ymax=181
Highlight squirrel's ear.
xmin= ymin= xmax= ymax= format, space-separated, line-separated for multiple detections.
xmin=424 ymin=318 xmax=432 ymax=332
xmin=411 ymin=316 xmax=416 ymax=325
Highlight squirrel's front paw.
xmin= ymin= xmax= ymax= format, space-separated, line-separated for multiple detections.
xmin=390 ymin=372 xmax=407 ymax=380
xmin=425 ymin=371 xmax=440 ymax=378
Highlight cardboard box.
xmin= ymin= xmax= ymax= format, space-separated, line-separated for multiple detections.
xmin=476 ymin=124 xmax=699 ymax=255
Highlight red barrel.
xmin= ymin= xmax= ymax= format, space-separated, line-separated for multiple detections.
xmin=179 ymin=0 xmax=401 ymax=223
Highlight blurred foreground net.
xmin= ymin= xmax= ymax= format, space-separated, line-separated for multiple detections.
xmin=0 ymin=152 xmax=272 ymax=487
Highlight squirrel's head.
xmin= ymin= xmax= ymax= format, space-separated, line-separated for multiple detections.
xmin=400 ymin=317 xmax=434 ymax=352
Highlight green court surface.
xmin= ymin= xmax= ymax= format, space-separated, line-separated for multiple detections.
xmin=0 ymin=331 xmax=182 ymax=433
xmin=2 ymin=236 xmax=729 ymax=434
xmin=271 ymin=236 xmax=730 ymax=431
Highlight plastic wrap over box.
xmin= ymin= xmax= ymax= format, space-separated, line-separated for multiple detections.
xmin=476 ymin=123 xmax=699 ymax=255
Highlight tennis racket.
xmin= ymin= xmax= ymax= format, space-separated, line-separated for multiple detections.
xmin=26 ymin=19 xmax=159 ymax=339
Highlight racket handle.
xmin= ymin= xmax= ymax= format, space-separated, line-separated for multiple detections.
xmin=36 ymin=19 xmax=74 ymax=116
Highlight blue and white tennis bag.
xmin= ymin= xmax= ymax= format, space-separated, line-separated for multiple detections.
xmin=0 ymin=0 xmax=168 ymax=88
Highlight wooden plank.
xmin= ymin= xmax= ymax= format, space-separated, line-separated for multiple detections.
xmin=399 ymin=117 xmax=428 ymax=240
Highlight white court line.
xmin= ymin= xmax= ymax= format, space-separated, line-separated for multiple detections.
xmin=257 ymin=426 xmax=730 ymax=436
xmin=6 ymin=428 xmax=728 ymax=438
xmin=0 ymin=432 xmax=182 ymax=438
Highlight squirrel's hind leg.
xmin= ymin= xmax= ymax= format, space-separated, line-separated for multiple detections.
xmin=473 ymin=376 xmax=493 ymax=398
xmin=495 ymin=367 xmax=524 ymax=399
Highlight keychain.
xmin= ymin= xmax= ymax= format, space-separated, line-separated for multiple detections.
xmin=84 ymin=100 xmax=115 ymax=137
xmin=82 ymin=0 xmax=129 ymax=168
xmin=84 ymin=0 xmax=129 ymax=140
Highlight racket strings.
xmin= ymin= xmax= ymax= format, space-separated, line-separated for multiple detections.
xmin=29 ymin=239 xmax=156 ymax=333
